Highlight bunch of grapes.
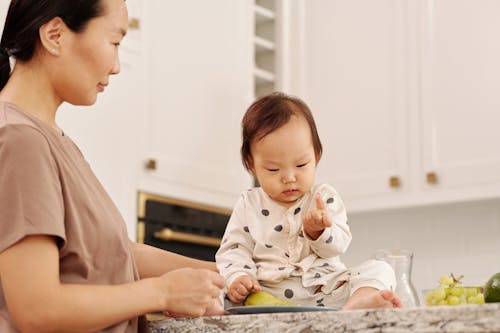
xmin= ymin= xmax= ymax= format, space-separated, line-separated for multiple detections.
xmin=425 ymin=273 xmax=485 ymax=306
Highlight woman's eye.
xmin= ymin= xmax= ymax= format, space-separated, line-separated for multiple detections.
xmin=113 ymin=42 xmax=121 ymax=46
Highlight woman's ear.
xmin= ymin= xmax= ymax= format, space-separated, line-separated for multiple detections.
xmin=39 ymin=17 xmax=66 ymax=56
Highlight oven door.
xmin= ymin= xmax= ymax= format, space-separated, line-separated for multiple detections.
xmin=137 ymin=192 xmax=231 ymax=261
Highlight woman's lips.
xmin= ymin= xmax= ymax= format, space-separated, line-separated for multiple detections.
xmin=97 ymin=83 xmax=107 ymax=92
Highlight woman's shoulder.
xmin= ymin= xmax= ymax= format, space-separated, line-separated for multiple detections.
xmin=0 ymin=102 xmax=48 ymax=138
xmin=0 ymin=121 xmax=49 ymax=149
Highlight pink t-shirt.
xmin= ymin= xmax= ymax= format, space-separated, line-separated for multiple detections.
xmin=0 ymin=102 xmax=148 ymax=333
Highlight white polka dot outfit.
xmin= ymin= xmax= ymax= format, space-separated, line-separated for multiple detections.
xmin=215 ymin=184 xmax=396 ymax=307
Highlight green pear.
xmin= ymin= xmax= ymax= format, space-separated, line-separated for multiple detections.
xmin=484 ymin=272 xmax=500 ymax=303
xmin=244 ymin=290 xmax=296 ymax=306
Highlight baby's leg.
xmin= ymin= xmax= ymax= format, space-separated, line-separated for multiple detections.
xmin=342 ymin=259 xmax=402 ymax=310
xmin=343 ymin=287 xmax=402 ymax=310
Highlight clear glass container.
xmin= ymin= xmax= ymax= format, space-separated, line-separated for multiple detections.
xmin=374 ymin=249 xmax=420 ymax=308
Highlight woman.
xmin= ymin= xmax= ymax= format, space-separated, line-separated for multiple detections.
xmin=0 ymin=0 xmax=224 ymax=332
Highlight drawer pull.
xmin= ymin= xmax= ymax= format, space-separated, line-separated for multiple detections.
xmin=389 ymin=176 xmax=401 ymax=188
xmin=145 ymin=159 xmax=157 ymax=171
xmin=153 ymin=228 xmax=221 ymax=247
xmin=426 ymin=172 xmax=438 ymax=185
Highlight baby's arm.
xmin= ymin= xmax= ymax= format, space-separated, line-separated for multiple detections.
xmin=302 ymin=194 xmax=332 ymax=239
xmin=215 ymin=194 xmax=259 ymax=298
xmin=303 ymin=185 xmax=352 ymax=258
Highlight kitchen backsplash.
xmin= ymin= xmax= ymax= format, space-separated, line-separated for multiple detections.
xmin=340 ymin=198 xmax=500 ymax=295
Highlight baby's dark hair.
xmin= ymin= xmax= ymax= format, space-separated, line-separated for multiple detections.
xmin=241 ymin=92 xmax=323 ymax=172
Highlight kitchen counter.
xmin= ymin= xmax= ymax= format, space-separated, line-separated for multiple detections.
xmin=148 ymin=303 xmax=500 ymax=333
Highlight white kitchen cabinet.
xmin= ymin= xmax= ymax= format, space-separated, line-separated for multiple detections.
xmin=418 ymin=0 xmax=500 ymax=201
xmin=295 ymin=0 xmax=410 ymax=211
xmin=293 ymin=0 xmax=500 ymax=212
xmin=138 ymin=0 xmax=254 ymax=209
xmin=120 ymin=0 xmax=142 ymax=65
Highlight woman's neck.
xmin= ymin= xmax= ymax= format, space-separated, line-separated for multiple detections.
xmin=0 ymin=61 xmax=62 ymax=131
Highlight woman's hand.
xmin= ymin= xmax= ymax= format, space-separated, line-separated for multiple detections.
xmin=302 ymin=194 xmax=332 ymax=240
xmin=227 ymin=275 xmax=261 ymax=303
xmin=157 ymin=268 xmax=225 ymax=317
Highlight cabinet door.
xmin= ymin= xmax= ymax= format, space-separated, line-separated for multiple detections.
xmin=298 ymin=0 xmax=409 ymax=211
xmin=420 ymin=0 xmax=500 ymax=201
xmin=139 ymin=0 xmax=254 ymax=208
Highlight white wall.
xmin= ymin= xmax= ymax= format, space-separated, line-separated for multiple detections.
xmin=341 ymin=198 xmax=500 ymax=297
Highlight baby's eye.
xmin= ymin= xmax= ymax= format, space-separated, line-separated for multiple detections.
xmin=297 ymin=162 xmax=308 ymax=168
xmin=266 ymin=168 xmax=279 ymax=172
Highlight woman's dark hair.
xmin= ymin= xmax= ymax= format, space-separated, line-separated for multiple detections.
xmin=241 ymin=92 xmax=323 ymax=172
xmin=0 ymin=0 xmax=105 ymax=90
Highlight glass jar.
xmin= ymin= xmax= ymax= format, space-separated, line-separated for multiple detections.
xmin=374 ymin=249 xmax=420 ymax=308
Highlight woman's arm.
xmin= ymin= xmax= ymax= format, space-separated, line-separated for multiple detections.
xmin=0 ymin=236 xmax=224 ymax=333
xmin=131 ymin=241 xmax=217 ymax=279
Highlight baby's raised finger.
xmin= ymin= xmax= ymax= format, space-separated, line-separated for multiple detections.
xmin=315 ymin=194 xmax=326 ymax=210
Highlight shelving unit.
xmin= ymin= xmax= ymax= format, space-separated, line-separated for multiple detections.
xmin=253 ymin=0 xmax=279 ymax=98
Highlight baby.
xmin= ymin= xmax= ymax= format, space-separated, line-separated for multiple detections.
xmin=216 ymin=92 xmax=402 ymax=310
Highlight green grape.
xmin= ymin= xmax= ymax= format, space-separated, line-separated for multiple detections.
xmin=449 ymin=287 xmax=464 ymax=297
xmin=465 ymin=287 xmax=478 ymax=297
xmin=427 ymin=273 xmax=483 ymax=307
xmin=474 ymin=293 xmax=485 ymax=304
xmin=433 ymin=288 xmax=446 ymax=301
xmin=448 ymin=296 xmax=460 ymax=305
xmin=467 ymin=296 xmax=477 ymax=304
xmin=425 ymin=292 xmax=435 ymax=305
xmin=439 ymin=275 xmax=454 ymax=286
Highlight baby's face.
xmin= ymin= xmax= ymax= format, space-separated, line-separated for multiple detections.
xmin=250 ymin=115 xmax=317 ymax=208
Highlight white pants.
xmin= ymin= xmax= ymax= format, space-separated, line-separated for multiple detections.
xmin=261 ymin=260 xmax=396 ymax=307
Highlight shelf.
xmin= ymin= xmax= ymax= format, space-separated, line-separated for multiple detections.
xmin=254 ymin=36 xmax=275 ymax=52
xmin=254 ymin=67 xmax=275 ymax=84
xmin=252 ymin=1 xmax=278 ymax=99
xmin=254 ymin=4 xmax=275 ymax=23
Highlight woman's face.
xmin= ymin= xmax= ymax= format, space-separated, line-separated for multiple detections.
xmin=54 ymin=0 xmax=128 ymax=106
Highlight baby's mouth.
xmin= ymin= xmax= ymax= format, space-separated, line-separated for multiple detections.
xmin=283 ymin=189 xmax=298 ymax=196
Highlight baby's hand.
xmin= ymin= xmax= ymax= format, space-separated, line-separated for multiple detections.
xmin=302 ymin=194 xmax=333 ymax=240
xmin=227 ymin=275 xmax=261 ymax=303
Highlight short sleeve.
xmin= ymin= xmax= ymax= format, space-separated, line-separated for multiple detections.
xmin=0 ymin=125 xmax=65 ymax=252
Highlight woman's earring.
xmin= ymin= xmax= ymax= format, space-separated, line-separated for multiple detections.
xmin=51 ymin=48 xmax=57 ymax=54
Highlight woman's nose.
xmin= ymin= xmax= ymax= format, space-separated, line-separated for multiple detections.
xmin=110 ymin=54 xmax=121 ymax=75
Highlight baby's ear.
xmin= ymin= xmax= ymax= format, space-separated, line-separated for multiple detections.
xmin=248 ymin=159 xmax=256 ymax=174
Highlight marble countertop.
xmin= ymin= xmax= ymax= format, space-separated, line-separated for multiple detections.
xmin=148 ymin=303 xmax=500 ymax=333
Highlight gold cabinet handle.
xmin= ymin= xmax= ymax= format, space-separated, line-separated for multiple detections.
xmin=389 ymin=176 xmax=401 ymax=188
xmin=128 ymin=17 xmax=140 ymax=30
xmin=137 ymin=221 xmax=146 ymax=244
xmin=426 ymin=172 xmax=438 ymax=185
xmin=145 ymin=159 xmax=157 ymax=171
xmin=153 ymin=228 xmax=221 ymax=247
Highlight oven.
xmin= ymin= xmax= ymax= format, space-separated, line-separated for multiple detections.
xmin=137 ymin=192 xmax=231 ymax=261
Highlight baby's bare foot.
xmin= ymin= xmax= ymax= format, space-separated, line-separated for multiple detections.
xmin=343 ymin=288 xmax=403 ymax=310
